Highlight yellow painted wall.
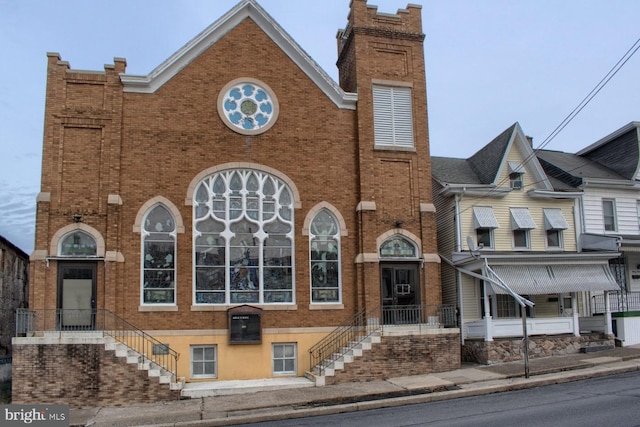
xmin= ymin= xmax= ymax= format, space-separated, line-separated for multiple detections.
xmin=460 ymin=142 xmax=577 ymax=252
xmin=141 ymin=329 xmax=332 ymax=382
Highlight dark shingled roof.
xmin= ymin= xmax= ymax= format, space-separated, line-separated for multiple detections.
xmin=536 ymin=149 xmax=626 ymax=188
xmin=431 ymin=157 xmax=482 ymax=184
xmin=467 ymin=124 xmax=516 ymax=184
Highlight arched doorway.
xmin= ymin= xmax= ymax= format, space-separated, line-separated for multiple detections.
xmin=379 ymin=235 xmax=421 ymax=324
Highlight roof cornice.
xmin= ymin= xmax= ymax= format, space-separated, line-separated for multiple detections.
xmin=438 ymin=184 xmax=510 ymax=198
xmin=120 ymin=0 xmax=357 ymax=109
xmin=527 ymin=189 xmax=582 ymax=199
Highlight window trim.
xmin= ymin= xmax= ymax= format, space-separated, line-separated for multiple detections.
xmin=309 ymin=208 xmax=342 ymax=304
xmin=603 ymin=199 xmax=617 ymax=232
xmin=512 ymin=229 xmax=530 ymax=249
xmin=476 ymin=227 xmax=494 ymax=249
xmin=272 ymin=342 xmax=297 ymax=375
xmin=190 ymin=345 xmax=217 ymax=379
xmin=193 ymin=169 xmax=295 ymax=305
xmin=545 ymin=229 xmax=563 ymax=250
xmin=141 ymin=204 xmax=177 ymax=306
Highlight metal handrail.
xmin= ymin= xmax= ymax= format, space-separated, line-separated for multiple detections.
xmin=15 ymin=308 xmax=179 ymax=382
xmin=591 ymin=292 xmax=640 ymax=313
xmin=308 ymin=304 xmax=457 ymax=376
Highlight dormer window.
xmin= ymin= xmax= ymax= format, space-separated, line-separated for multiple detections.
xmin=508 ymin=162 xmax=525 ymax=190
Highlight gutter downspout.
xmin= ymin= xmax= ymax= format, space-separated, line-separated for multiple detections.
xmin=455 ymin=193 xmax=464 ymax=342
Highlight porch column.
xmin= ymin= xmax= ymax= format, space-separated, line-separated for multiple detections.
xmin=604 ymin=291 xmax=613 ymax=335
xmin=572 ymin=293 xmax=580 ymax=337
xmin=483 ymin=284 xmax=493 ymax=341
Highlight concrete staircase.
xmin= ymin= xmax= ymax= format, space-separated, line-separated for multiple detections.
xmin=305 ymin=330 xmax=381 ymax=386
xmin=104 ymin=336 xmax=185 ymax=391
xmin=579 ymin=334 xmax=615 ymax=353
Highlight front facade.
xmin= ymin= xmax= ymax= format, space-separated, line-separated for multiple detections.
xmin=538 ymin=121 xmax=640 ymax=345
xmin=432 ymin=123 xmax=620 ymax=363
xmin=23 ymin=0 xmax=448 ymax=390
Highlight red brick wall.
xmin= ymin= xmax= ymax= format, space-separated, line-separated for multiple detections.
xmin=12 ymin=343 xmax=179 ymax=407
xmin=327 ymin=332 xmax=460 ymax=384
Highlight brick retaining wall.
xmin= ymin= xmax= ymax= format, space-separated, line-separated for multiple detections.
xmin=327 ymin=330 xmax=460 ymax=385
xmin=12 ymin=342 xmax=179 ymax=407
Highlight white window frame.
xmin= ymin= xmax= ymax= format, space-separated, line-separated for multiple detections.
xmin=309 ymin=209 xmax=342 ymax=304
xmin=476 ymin=227 xmax=494 ymax=249
xmin=372 ymin=84 xmax=414 ymax=148
xmin=603 ymin=199 xmax=617 ymax=232
xmin=512 ymin=229 xmax=530 ymax=249
xmin=190 ymin=345 xmax=217 ymax=379
xmin=272 ymin=343 xmax=297 ymax=375
xmin=141 ymin=204 xmax=177 ymax=306
xmin=193 ymin=169 xmax=295 ymax=305
xmin=545 ymin=229 xmax=563 ymax=250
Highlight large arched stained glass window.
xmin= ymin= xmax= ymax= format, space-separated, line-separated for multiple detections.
xmin=142 ymin=205 xmax=176 ymax=304
xmin=194 ymin=170 xmax=294 ymax=304
xmin=60 ymin=230 xmax=97 ymax=256
xmin=310 ymin=209 xmax=341 ymax=303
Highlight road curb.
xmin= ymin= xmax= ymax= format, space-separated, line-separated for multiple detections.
xmin=143 ymin=361 xmax=640 ymax=427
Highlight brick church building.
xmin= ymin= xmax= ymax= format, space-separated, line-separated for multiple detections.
xmin=15 ymin=0 xmax=458 ymax=405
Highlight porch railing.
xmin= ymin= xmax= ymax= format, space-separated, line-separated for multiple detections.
xmin=15 ymin=308 xmax=179 ymax=382
xmin=309 ymin=304 xmax=456 ymax=375
xmin=591 ymin=292 xmax=640 ymax=314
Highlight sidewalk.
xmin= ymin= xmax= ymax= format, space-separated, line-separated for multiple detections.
xmin=71 ymin=345 xmax=640 ymax=427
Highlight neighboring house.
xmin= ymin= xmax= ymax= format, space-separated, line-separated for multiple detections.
xmin=432 ymin=123 xmax=620 ymax=364
xmin=14 ymin=0 xmax=458 ymax=406
xmin=0 ymin=235 xmax=29 ymax=357
xmin=538 ymin=121 xmax=640 ymax=345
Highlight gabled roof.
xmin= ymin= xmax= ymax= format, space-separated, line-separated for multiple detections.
xmin=432 ymin=122 xmax=554 ymax=192
xmin=467 ymin=124 xmax=515 ymax=184
xmin=119 ymin=0 xmax=357 ymax=109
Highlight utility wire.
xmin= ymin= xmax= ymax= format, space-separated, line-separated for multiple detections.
xmin=449 ymin=35 xmax=640 ymax=212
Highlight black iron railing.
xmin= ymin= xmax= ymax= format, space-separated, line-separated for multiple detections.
xmin=308 ymin=304 xmax=456 ymax=375
xmin=15 ymin=309 xmax=179 ymax=382
xmin=591 ymin=292 xmax=640 ymax=313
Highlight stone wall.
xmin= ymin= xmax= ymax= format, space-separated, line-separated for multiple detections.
xmin=327 ymin=329 xmax=460 ymax=385
xmin=12 ymin=339 xmax=179 ymax=407
xmin=0 ymin=237 xmax=29 ymax=357
xmin=462 ymin=334 xmax=615 ymax=364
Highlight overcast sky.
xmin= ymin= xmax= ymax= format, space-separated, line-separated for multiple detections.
xmin=1 ymin=0 xmax=639 ymax=254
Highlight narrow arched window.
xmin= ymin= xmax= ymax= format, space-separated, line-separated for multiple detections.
xmin=142 ymin=205 xmax=176 ymax=305
xmin=193 ymin=169 xmax=294 ymax=304
xmin=310 ymin=209 xmax=341 ymax=303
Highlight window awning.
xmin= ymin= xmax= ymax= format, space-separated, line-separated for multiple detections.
xmin=510 ymin=208 xmax=536 ymax=229
xmin=543 ymin=209 xmax=569 ymax=230
xmin=473 ymin=206 xmax=500 ymax=229
xmin=508 ymin=161 xmax=525 ymax=174
xmin=489 ymin=264 xmax=620 ymax=295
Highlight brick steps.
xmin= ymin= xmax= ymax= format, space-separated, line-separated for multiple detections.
xmin=305 ymin=330 xmax=381 ymax=386
xmin=104 ymin=337 xmax=185 ymax=391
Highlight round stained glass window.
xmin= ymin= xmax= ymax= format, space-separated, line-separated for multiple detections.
xmin=217 ymin=78 xmax=279 ymax=135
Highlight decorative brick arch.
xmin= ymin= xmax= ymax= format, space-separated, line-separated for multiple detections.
xmin=50 ymin=223 xmax=105 ymax=257
xmin=376 ymin=229 xmax=422 ymax=258
xmin=185 ymin=162 xmax=301 ymax=209
xmin=133 ymin=196 xmax=185 ymax=233
xmin=302 ymin=202 xmax=348 ymax=236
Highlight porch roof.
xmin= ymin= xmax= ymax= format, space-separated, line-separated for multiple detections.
xmin=489 ymin=264 xmax=621 ymax=295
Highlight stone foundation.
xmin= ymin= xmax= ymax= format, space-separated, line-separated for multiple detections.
xmin=462 ymin=334 xmax=615 ymax=364
xmin=327 ymin=329 xmax=461 ymax=385
xmin=12 ymin=339 xmax=179 ymax=407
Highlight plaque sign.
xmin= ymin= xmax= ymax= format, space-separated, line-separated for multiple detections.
xmin=228 ymin=305 xmax=262 ymax=344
